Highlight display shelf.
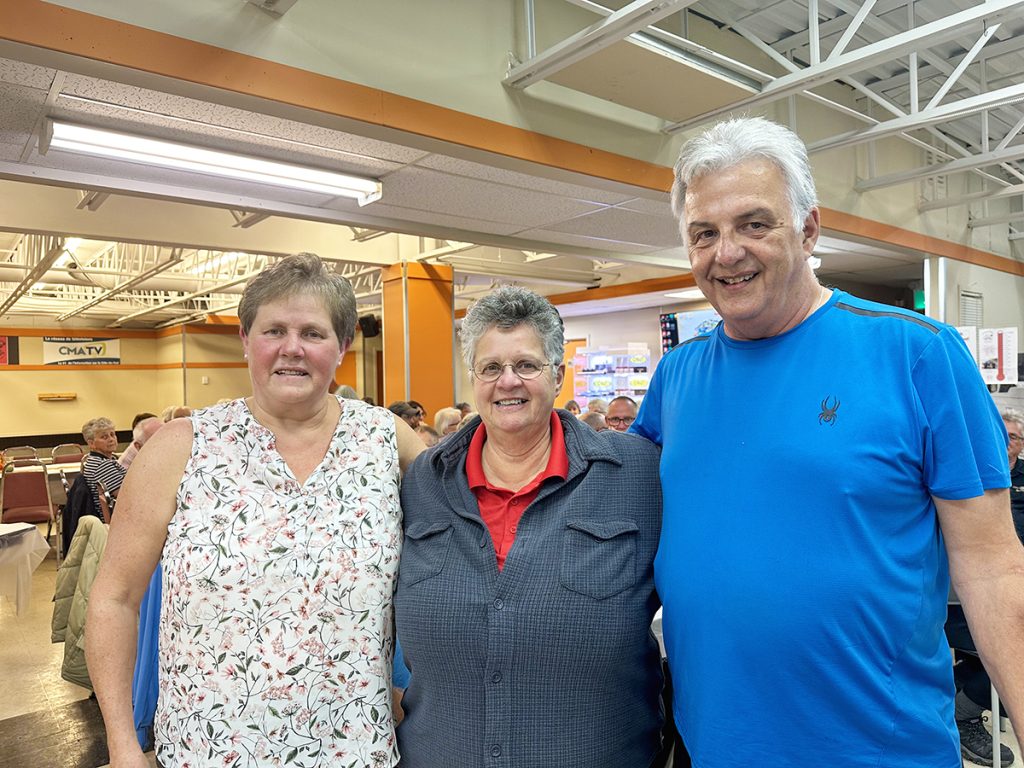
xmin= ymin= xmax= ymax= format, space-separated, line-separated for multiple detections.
xmin=571 ymin=344 xmax=650 ymax=409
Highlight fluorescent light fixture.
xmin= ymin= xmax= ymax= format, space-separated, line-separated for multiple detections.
xmin=664 ymin=288 xmax=705 ymax=301
xmin=44 ymin=120 xmax=382 ymax=206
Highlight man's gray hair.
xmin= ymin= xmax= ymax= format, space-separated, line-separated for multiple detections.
xmin=460 ymin=285 xmax=564 ymax=367
xmin=238 ymin=252 xmax=357 ymax=346
xmin=82 ymin=417 xmax=115 ymax=442
xmin=132 ymin=416 xmax=161 ymax=444
xmin=671 ymin=116 xmax=817 ymax=232
xmin=1002 ymin=408 xmax=1024 ymax=429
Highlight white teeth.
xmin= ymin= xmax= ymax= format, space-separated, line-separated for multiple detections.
xmin=276 ymin=370 xmax=306 ymax=376
xmin=496 ymin=399 xmax=526 ymax=405
xmin=721 ymin=274 xmax=754 ymax=285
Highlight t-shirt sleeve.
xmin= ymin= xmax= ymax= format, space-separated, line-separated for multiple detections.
xmin=630 ymin=350 xmax=667 ymax=446
xmin=914 ymin=325 xmax=1010 ymax=499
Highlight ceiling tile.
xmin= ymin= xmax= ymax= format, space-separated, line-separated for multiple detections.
xmin=0 ymin=82 xmax=45 ymax=144
xmin=536 ymin=206 xmax=682 ymax=249
xmin=515 ymin=228 xmax=663 ymax=254
xmin=379 ymin=166 xmax=608 ymax=228
xmin=0 ymin=57 xmax=56 ymax=90
xmin=416 ymin=155 xmax=636 ymax=205
xmin=334 ymin=201 xmax=524 ymax=237
xmin=614 ymin=196 xmax=673 ymax=216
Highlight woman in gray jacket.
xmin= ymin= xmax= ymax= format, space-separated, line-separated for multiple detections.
xmin=395 ymin=285 xmax=664 ymax=768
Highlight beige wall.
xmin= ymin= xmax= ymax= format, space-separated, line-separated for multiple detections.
xmin=0 ymin=327 xmax=248 ymax=438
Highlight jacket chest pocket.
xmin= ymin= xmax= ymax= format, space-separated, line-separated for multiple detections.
xmin=559 ymin=519 xmax=639 ymax=600
xmin=399 ymin=520 xmax=453 ymax=586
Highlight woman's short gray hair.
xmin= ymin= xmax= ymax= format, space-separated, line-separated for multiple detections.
xmin=671 ymin=116 xmax=817 ymax=232
xmin=460 ymin=285 xmax=564 ymax=368
xmin=238 ymin=252 xmax=357 ymax=346
xmin=82 ymin=417 xmax=115 ymax=442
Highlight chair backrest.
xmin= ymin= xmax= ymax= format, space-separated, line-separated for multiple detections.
xmin=1 ymin=460 xmax=55 ymax=523
xmin=96 ymin=481 xmax=114 ymax=524
xmin=2 ymin=445 xmax=39 ymax=465
xmin=51 ymin=443 xmax=85 ymax=464
xmin=59 ymin=469 xmax=72 ymax=495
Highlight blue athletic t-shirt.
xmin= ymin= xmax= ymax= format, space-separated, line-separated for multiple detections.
xmin=632 ymin=289 xmax=1008 ymax=768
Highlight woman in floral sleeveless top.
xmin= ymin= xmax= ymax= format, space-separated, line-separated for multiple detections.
xmin=88 ymin=253 xmax=423 ymax=768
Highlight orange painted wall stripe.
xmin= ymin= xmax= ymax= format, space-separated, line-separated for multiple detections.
xmin=821 ymin=207 xmax=1024 ymax=277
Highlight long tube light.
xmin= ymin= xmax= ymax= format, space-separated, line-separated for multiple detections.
xmin=43 ymin=120 xmax=382 ymax=206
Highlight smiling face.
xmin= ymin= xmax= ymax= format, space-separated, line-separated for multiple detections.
xmin=240 ymin=293 xmax=347 ymax=411
xmin=683 ymin=158 xmax=822 ymax=340
xmin=87 ymin=428 xmax=119 ymax=458
xmin=471 ymin=324 xmax=564 ymax=439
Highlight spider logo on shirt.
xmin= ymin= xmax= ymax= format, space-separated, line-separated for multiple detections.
xmin=819 ymin=396 xmax=840 ymax=425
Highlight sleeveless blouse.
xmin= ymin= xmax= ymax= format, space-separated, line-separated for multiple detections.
xmin=155 ymin=397 xmax=401 ymax=768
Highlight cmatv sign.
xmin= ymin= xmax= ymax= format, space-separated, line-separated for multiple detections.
xmin=43 ymin=337 xmax=121 ymax=365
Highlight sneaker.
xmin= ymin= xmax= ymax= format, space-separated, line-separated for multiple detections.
xmin=959 ymin=715 xmax=1015 ymax=767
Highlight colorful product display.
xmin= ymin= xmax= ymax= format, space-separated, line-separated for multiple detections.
xmin=572 ymin=345 xmax=650 ymax=409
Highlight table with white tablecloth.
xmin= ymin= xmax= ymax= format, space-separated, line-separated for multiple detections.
xmin=0 ymin=522 xmax=50 ymax=615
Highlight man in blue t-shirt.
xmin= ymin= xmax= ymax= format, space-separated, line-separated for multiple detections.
xmin=631 ymin=116 xmax=1024 ymax=768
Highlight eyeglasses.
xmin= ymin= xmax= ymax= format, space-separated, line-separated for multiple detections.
xmin=606 ymin=416 xmax=635 ymax=427
xmin=1009 ymin=433 xmax=1024 ymax=443
xmin=472 ymin=359 xmax=552 ymax=382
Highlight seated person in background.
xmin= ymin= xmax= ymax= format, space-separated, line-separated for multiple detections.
xmin=159 ymin=405 xmax=192 ymax=422
xmin=433 ymin=407 xmax=462 ymax=437
xmin=118 ymin=417 xmax=163 ymax=471
xmin=587 ymin=397 xmax=608 ymax=415
xmin=455 ymin=401 xmax=472 ymax=418
xmin=416 ymin=425 xmax=440 ymax=447
xmin=408 ymin=400 xmax=427 ymax=424
xmin=563 ymin=399 xmax=581 ymax=417
xmin=336 ymin=384 xmax=359 ymax=399
xmin=388 ymin=401 xmax=421 ymax=429
xmin=81 ymin=417 xmax=127 ymax=510
xmin=131 ymin=412 xmax=157 ymax=429
xmin=580 ymin=411 xmax=607 ymax=432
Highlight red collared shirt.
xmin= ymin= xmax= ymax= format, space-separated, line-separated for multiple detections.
xmin=466 ymin=412 xmax=569 ymax=570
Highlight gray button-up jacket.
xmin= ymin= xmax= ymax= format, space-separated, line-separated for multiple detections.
xmin=395 ymin=410 xmax=664 ymax=768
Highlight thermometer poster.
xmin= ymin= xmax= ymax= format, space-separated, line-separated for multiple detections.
xmin=979 ymin=327 xmax=1018 ymax=385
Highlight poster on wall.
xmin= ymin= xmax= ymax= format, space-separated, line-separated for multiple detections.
xmin=43 ymin=336 xmax=121 ymax=365
xmin=978 ymin=327 xmax=1018 ymax=385
xmin=955 ymin=326 xmax=978 ymax=363
xmin=0 ymin=335 xmax=18 ymax=365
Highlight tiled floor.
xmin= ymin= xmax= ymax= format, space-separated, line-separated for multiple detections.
xmin=3 ymin=526 xmax=1021 ymax=768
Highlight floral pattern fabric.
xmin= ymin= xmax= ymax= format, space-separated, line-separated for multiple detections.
xmin=156 ymin=397 xmax=401 ymax=768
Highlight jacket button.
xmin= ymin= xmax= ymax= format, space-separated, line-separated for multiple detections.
xmin=491 ymin=745 xmax=502 ymax=757
xmin=493 ymin=598 xmax=504 ymax=610
xmin=491 ymin=671 xmax=502 ymax=683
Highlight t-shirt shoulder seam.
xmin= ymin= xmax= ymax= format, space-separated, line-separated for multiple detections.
xmin=833 ymin=301 xmax=942 ymax=333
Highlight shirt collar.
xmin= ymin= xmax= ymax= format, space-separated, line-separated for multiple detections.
xmin=466 ymin=411 xmax=568 ymax=491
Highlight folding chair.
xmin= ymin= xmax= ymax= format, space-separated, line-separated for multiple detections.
xmin=96 ymin=481 xmax=115 ymax=524
xmin=1 ymin=459 xmax=57 ymax=542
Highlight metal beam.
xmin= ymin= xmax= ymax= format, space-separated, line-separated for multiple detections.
xmin=807 ymin=83 xmax=1024 ymax=153
xmin=925 ymin=23 xmax=1000 ymax=110
xmin=109 ymin=272 xmax=255 ymax=327
xmin=56 ymin=247 xmax=185 ymax=320
xmin=826 ymin=0 xmax=877 ymax=62
xmin=504 ymin=0 xmax=694 ymax=89
xmin=0 ymin=235 xmax=65 ymax=315
xmin=918 ymin=183 xmax=1024 ymax=212
xmin=663 ymin=0 xmax=1024 ymax=133
xmin=968 ymin=211 xmax=1024 ymax=228
xmin=856 ymin=144 xmax=1024 ymax=191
